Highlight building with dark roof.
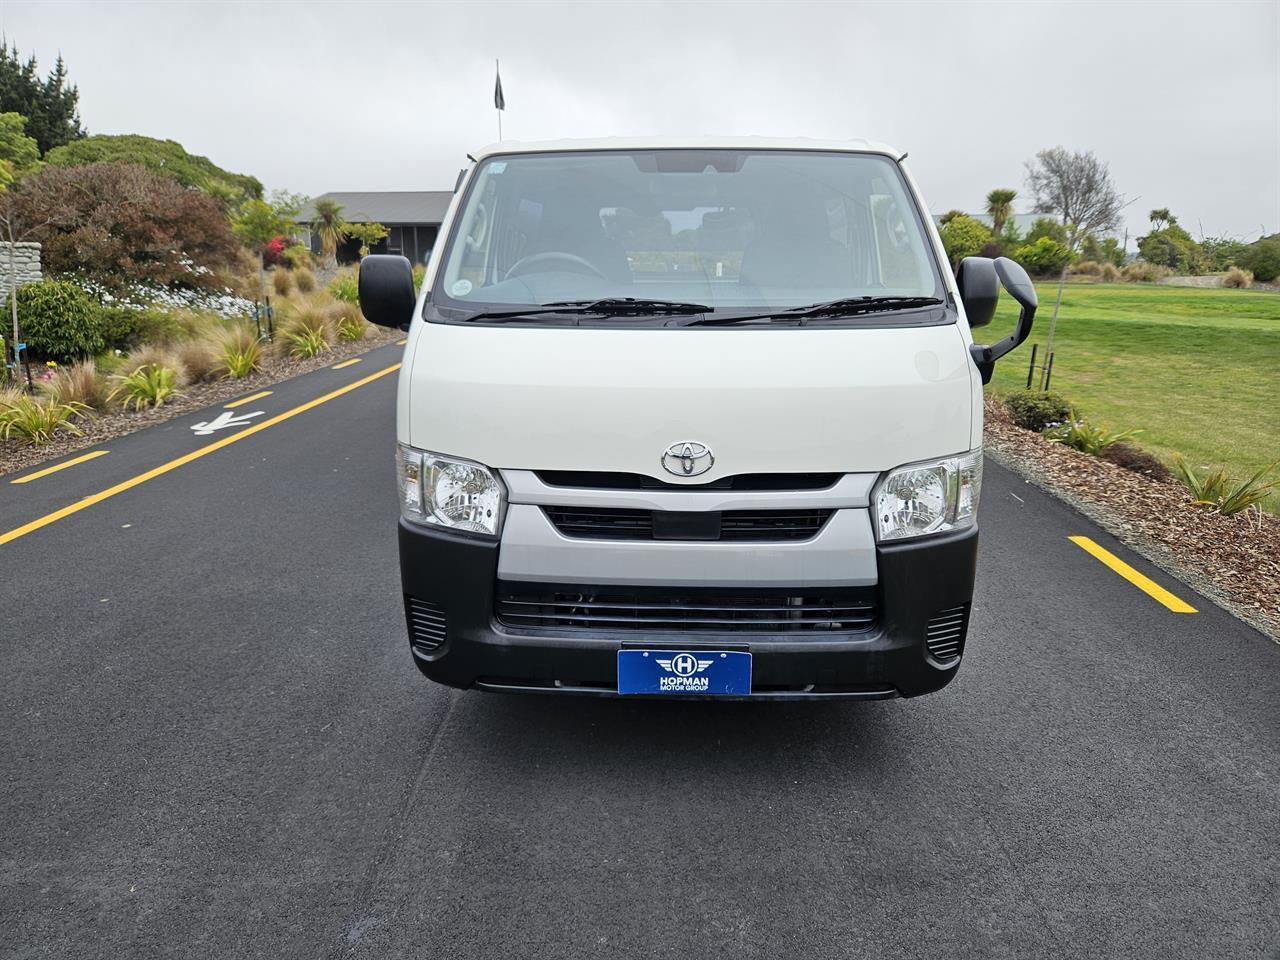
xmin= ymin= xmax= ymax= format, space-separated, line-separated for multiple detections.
xmin=296 ymin=191 xmax=453 ymax=265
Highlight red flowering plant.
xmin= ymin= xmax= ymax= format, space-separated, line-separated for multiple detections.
xmin=262 ymin=235 xmax=286 ymax=266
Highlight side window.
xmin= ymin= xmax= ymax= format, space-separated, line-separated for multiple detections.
xmin=454 ymin=172 xmax=498 ymax=290
xmin=870 ymin=180 xmax=924 ymax=289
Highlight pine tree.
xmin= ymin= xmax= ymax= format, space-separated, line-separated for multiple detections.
xmin=0 ymin=40 xmax=85 ymax=155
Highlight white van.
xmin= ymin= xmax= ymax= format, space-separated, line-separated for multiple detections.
xmin=359 ymin=138 xmax=1036 ymax=700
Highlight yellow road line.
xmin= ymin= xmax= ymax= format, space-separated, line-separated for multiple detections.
xmin=396 ymin=338 xmax=408 ymax=345
xmin=225 ymin=390 xmax=272 ymax=409
xmin=332 ymin=358 xmax=363 ymax=370
xmin=10 ymin=449 xmax=110 ymax=485
xmin=1069 ymin=536 xmax=1197 ymax=613
xmin=0 ymin=363 xmax=401 ymax=548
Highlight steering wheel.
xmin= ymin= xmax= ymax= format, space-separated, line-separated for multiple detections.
xmin=504 ymin=251 xmax=607 ymax=281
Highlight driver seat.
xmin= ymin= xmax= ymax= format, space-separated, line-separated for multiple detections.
xmin=523 ymin=205 xmax=633 ymax=284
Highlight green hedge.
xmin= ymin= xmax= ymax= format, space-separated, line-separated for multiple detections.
xmin=6 ymin=279 xmax=105 ymax=363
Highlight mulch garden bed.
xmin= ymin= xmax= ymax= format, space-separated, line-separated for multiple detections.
xmin=1 ymin=326 xmax=403 ymax=479
xmin=983 ymin=396 xmax=1280 ymax=641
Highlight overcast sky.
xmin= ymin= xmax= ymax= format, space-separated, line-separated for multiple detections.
xmin=2 ymin=0 xmax=1277 ymax=243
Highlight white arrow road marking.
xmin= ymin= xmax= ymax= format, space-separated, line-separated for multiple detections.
xmin=190 ymin=410 xmax=265 ymax=436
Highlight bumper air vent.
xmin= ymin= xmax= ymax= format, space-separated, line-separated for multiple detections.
xmin=405 ymin=596 xmax=447 ymax=653
xmin=925 ymin=603 xmax=971 ymax=663
xmin=496 ymin=583 xmax=876 ymax=634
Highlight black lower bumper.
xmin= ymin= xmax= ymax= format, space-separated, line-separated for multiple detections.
xmin=397 ymin=520 xmax=978 ymax=700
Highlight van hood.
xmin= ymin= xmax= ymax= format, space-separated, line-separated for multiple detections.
xmin=401 ymin=323 xmax=979 ymax=481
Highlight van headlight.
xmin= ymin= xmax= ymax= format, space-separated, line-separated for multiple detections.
xmin=397 ymin=445 xmax=506 ymax=537
xmin=873 ymin=449 xmax=982 ymax=542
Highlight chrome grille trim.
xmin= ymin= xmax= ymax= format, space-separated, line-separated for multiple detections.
xmin=501 ymin=469 xmax=876 ymax=512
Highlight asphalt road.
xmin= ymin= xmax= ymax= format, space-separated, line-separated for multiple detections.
xmin=1 ymin=341 xmax=1277 ymax=959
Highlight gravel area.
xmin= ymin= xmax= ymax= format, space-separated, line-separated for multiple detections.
xmin=984 ymin=396 xmax=1280 ymax=641
xmin=0 ymin=327 xmax=403 ymax=479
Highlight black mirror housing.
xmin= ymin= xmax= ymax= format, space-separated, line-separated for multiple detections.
xmin=956 ymin=256 xmax=999 ymax=328
xmin=358 ymin=255 xmax=417 ymax=329
xmin=969 ymin=256 xmax=1038 ymax=384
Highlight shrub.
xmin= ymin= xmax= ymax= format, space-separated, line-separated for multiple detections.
xmin=262 ymin=235 xmax=287 ymax=267
xmin=6 ymin=279 xmax=105 ymax=363
xmin=280 ymin=306 xmax=333 ymax=360
xmin=176 ymin=339 xmax=220 ymax=383
xmin=412 ymin=264 xmax=426 ymax=291
xmin=1174 ymin=459 xmax=1279 ymax=516
xmin=1237 ymin=239 xmax=1280 ymax=283
xmin=1025 ymin=217 xmax=1069 ymax=246
xmin=44 ymin=134 xmax=262 ymax=207
xmin=294 ymin=268 xmax=317 ymax=293
xmin=13 ymin=162 xmax=239 ymax=291
xmin=40 ymin=360 xmax=109 ymax=410
xmin=283 ymin=326 xmax=329 ymax=359
xmin=328 ymin=269 xmax=360 ymax=304
xmin=1098 ymin=263 xmax=1122 ymax=282
xmin=283 ymin=244 xmax=315 ymax=270
xmin=216 ymin=328 xmax=262 ymax=379
xmin=1100 ymin=442 xmax=1171 ymax=480
xmin=1005 ymin=391 xmax=1071 ymax=432
xmin=97 ymin=305 xmax=185 ymax=351
xmin=1221 ymin=266 xmax=1253 ymax=289
xmin=1044 ymin=409 xmax=1141 ymax=456
xmin=938 ymin=215 xmax=991 ymax=268
xmin=0 ymin=393 xmax=90 ymax=445
xmin=271 ymin=268 xmax=292 ymax=297
xmin=109 ymin=363 xmax=180 ymax=411
xmin=1122 ymin=262 xmax=1174 ymax=282
xmin=1013 ymin=237 xmax=1074 ymax=277
xmin=1136 ymin=220 xmax=1207 ymax=274
xmin=1069 ymin=260 xmax=1102 ymax=277
xmin=330 ymin=301 xmax=369 ymax=342
xmin=125 ymin=344 xmax=183 ymax=379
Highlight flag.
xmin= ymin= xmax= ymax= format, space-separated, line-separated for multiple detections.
xmin=494 ymin=61 xmax=505 ymax=111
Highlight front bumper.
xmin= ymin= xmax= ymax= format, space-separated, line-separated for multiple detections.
xmin=397 ymin=519 xmax=979 ymax=699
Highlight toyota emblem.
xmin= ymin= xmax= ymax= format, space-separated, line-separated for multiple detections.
xmin=661 ymin=441 xmax=714 ymax=477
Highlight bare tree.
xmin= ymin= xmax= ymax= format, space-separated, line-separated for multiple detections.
xmin=1025 ymin=148 xmax=1126 ymax=383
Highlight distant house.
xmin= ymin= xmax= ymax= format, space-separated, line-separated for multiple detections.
xmin=295 ymin=191 xmax=453 ymax=265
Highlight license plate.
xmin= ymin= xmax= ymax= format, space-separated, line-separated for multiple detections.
xmin=616 ymin=649 xmax=752 ymax=696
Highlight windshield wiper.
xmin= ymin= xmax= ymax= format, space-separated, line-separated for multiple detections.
xmin=681 ymin=296 xmax=944 ymax=327
xmin=542 ymin=297 xmax=712 ymax=315
xmin=454 ymin=297 xmax=712 ymax=324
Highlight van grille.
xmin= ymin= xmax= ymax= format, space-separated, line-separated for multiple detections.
xmin=925 ymin=603 xmax=970 ymax=662
xmin=542 ymin=506 xmax=833 ymax=542
xmin=405 ymin=596 xmax=447 ymax=653
xmin=495 ymin=584 xmax=876 ymax=633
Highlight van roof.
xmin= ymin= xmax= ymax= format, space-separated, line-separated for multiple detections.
xmin=472 ymin=136 xmax=904 ymax=161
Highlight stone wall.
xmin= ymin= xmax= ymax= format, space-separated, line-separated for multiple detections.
xmin=0 ymin=242 xmax=42 ymax=291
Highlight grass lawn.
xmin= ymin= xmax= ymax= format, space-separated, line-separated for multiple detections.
xmin=982 ymin=282 xmax=1280 ymax=510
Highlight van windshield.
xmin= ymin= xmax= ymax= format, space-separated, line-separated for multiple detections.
xmin=434 ymin=150 xmax=944 ymax=317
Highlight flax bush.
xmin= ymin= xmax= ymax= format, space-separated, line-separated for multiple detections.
xmin=109 ymin=363 xmax=180 ymax=411
xmin=217 ymin=328 xmax=263 ymax=379
xmin=1174 ymin=459 xmax=1279 ymax=516
xmin=0 ymin=392 xmax=90 ymax=444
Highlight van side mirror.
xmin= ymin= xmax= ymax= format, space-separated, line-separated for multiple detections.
xmin=968 ymin=257 xmax=1037 ymax=384
xmin=956 ymin=257 xmax=999 ymax=328
xmin=358 ymin=255 xmax=417 ymax=329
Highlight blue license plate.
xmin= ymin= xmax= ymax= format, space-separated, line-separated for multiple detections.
xmin=617 ymin=649 xmax=752 ymax=696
